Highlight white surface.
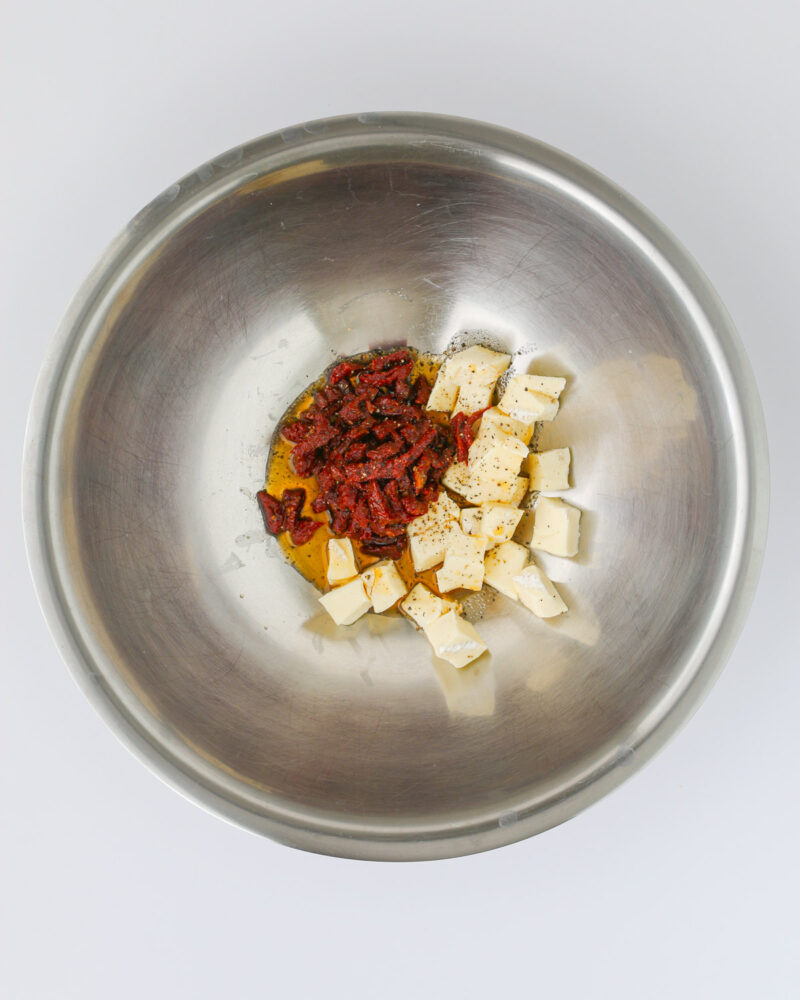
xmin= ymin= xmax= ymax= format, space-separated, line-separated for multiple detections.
xmin=2 ymin=1 xmax=798 ymax=997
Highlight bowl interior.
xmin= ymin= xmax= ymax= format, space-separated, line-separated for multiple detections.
xmin=39 ymin=120 xmax=751 ymax=857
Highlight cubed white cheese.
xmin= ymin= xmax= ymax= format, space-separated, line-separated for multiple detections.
xmin=400 ymin=583 xmax=460 ymax=632
xmin=436 ymin=531 xmax=487 ymax=592
xmin=483 ymin=540 xmax=529 ymax=600
xmin=452 ymin=380 xmax=494 ymax=415
xmin=449 ymin=345 xmax=512 ymax=384
xmin=318 ymin=577 xmax=372 ymax=625
xmin=480 ymin=503 xmax=524 ymax=546
xmin=512 ymin=561 xmax=568 ymax=618
xmin=478 ymin=406 xmax=535 ymax=445
xmin=326 ymin=537 xmax=358 ymax=585
xmin=449 ymin=346 xmax=511 ymax=416
xmin=530 ymin=496 xmax=581 ymax=557
xmin=498 ymin=374 xmax=566 ymax=423
xmin=471 ymin=438 xmax=529 ymax=477
xmin=459 ymin=506 xmax=484 ymax=537
xmin=467 ymin=417 xmax=530 ymax=464
xmin=426 ymin=359 xmax=459 ymax=412
xmin=510 ymin=476 xmax=530 ymax=507
xmin=528 ymin=448 xmax=571 ymax=491
xmin=464 ymin=442 xmax=528 ymax=505
xmin=440 ymin=460 xmax=472 ymax=497
xmin=464 ymin=471 xmax=523 ymax=506
xmin=407 ymin=492 xmax=461 ymax=571
xmin=425 ymin=609 xmax=488 ymax=669
xmin=361 ymin=560 xmax=408 ymax=613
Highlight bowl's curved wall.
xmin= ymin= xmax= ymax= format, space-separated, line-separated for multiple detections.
xmin=24 ymin=114 xmax=768 ymax=859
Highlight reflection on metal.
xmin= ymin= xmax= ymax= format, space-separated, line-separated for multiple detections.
xmin=23 ymin=114 xmax=767 ymax=860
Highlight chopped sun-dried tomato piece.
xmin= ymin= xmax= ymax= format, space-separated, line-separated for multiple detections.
xmin=329 ymin=360 xmax=364 ymax=384
xmin=257 ymin=490 xmax=285 ymax=534
xmin=266 ymin=350 xmax=457 ymax=554
xmin=281 ymin=488 xmax=305 ymax=534
xmin=290 ymin=518 xmax=321 ymax=546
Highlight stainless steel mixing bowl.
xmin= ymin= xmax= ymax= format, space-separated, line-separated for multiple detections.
xmin=24 ymin=114 xmax=768 ymax=860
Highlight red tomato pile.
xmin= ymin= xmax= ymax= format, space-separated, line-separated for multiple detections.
xmin=257 ymin=350 xmax=459 ymax=560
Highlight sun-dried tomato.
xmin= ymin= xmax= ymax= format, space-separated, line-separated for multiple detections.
xmin=413 ymin=376 xmax=431 ymax=406
xmin=257 ymin=490 xmax=285 ymax=534
xmin=281 ymin=488 xmax=305 ymax=533
xmin=329 ymin=360 xmax=364 ymax=385
xmin=281 ymin=420 xmax=312 ymax=443
xmin=366 ymin=349 xmax=412 ymax=371
xmin=452 ymin=407 xmax=489 ymax=463
xmin=357 ymin=361 xmax=414 ymax=386
xmin=290 ymin=518 xmax=321 ymax=546
xmin=256 ymin=487 xmax=323 ymax=546
xmin=264 ymin=349 xmax=456 ymax=553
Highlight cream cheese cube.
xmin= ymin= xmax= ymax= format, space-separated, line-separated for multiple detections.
xmin=471 ymin=438 xmax=529 ymax=476
xmin=436 ymin=531 xmax=487 ymax=592
xmin=449 ymin=347 xmax=511 ymax=416
xmin=467 ymin=417 xmax=529 ymax=464
xmin=499 ymin=374 xmax=566 ymax=423
xmin=326 ymin=537 xmax=358 ymax=585
xmin=512 ymin=562 xmax=568 ymax=617
xmin=318 ymin=577 xmax=372 ymax=625
xmin=440 ymin=460 xmax=472 ymax=497
xmin=464 ymin=471 xmax=522 ymax=505
xmin=425 ymin=610 xmax=488 ymax=669
xmin=450 ymin=345 xmax=512 ymax=381
xmin=464 ymin=442 xmax=528 ymax=505
xmin=510 ymin=476 xmax=530 ymax=507
xmin=528 ymin=448 xmax=571 ymax=491
xmin=478 ymin=406 xmax=535 ymax=445
xmin=530 ymin=496 xmax=581 ymax=557
xmin=400 ymin=583 xmax=460 ymax=632
xmin=480 ymin=503 xmax=524 ymax=546
xmin=407 ymin=492 xmax=461 ymax=571
xmin=459 ymin=506 xmax=485 ymax=537
xmin=483 ymin=540 xmax=529 ymax=600
xmin=426 ymin=359 xmax=459 ymax=412
xmin=361 ymin=560 xmax=408 ymax=613
xmin=452 ymin=380 xmax=494 ymax=416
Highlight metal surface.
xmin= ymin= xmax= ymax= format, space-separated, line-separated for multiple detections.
xmin=23 ymin=113 xmax=768 ymax=860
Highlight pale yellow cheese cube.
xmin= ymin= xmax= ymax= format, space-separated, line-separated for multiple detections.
xmin=483 ymin=540 xmax=529 ymax=600
xmin=407 ymin=492 xmax=461 ymax=571
xmin=510 ymin=476 xmax=530 ymax=507
xmin=425 ymin=609 xmax=488 ymax=669
xmin=452 ymin=380 xmax=494 ymax=416
xmin=464 ymin=441 xmax=528 ymax=505
xmin=449 ymin=345 xmax=512 ymax=384
xmin=459 ymin=506 xmax=484 ymax=537
xmin=512 ymin=562 xmax=568 ymax=617
xmin=471 ymin=438 xmax=529 ymax=477
xmin=528 ymin=448 xmax=571 ymax=491
xmin=498 ymin=374 xmax=566 ymax=423
xmin=530 ymin=496 xmax=581 ymax=557
xmin=318 ymin=577 xmax=372 ymax=625
xmin=464 ymin=471 xmax=522 ymax=505
xmin=467 ymin=417 xmax=529 ymax=464
xmin=481 ymin=503 xmax=524 ymax=546
xmin=436 ymin=531 xmax=487 ymax=592
xmin=449 ymin=346 xmax=511 ymax=416
xmin=326 ymin=537 xmax=358 ymax=585
xmin=440 ymin=460 xmax=472 ymax=497
xmin=361 ymin=560 xmax=408 ymax=613
xmin=478 ymin=406 xmax=535 ymax=445
xmin=400 ymin=583 xmax=460 ymax=632
xmin=426 ymin=360 xmax=459 ymax=412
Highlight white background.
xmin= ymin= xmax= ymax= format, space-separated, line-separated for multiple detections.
xmin=2 ymin=2 xmax=798 ymax=997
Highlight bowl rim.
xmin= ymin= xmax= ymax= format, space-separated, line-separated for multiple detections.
xmin=22 ymin=112 xmax=770 ymax=860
